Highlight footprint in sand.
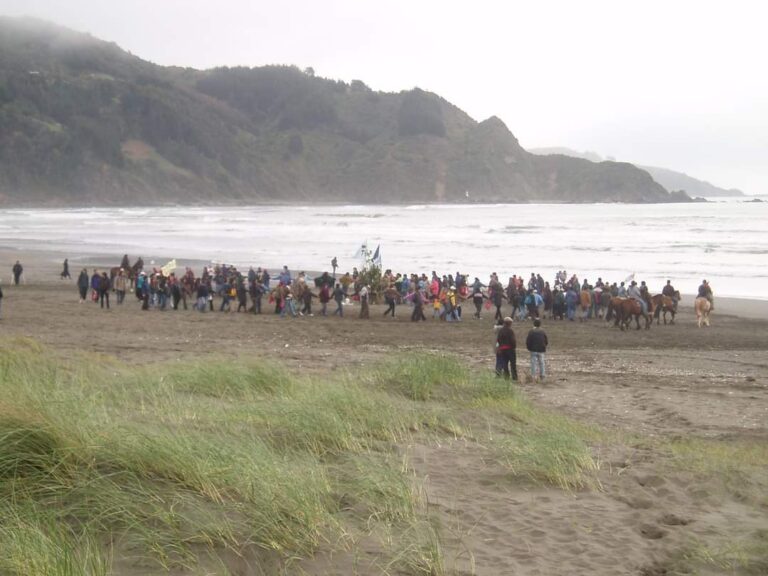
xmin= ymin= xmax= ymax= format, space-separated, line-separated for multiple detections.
xmin=660 ymin=513 xmax=690 ymax=526
xmin=639 ymin=523 xmax=667 ymax=539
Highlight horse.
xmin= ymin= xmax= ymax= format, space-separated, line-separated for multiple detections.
xmin=694 ymin=296 xmax=712 ymax=327
xmin=652 ymin=291 xmax=680 ymax=325
xmin=608 ymin=297 xmax=652 ymax=331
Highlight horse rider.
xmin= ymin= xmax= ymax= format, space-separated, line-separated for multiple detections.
xmin=627 ymin=280 xmax=648 ymax=316
xmin=662 ymin=279 xmax=679 ymax=310
xmin=697 ymin=279 xmax=714 ymax=310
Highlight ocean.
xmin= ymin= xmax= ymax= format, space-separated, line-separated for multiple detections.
xmin=1 ymin=200 xmax=766 ymax=299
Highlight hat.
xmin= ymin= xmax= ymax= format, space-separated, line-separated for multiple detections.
xmin=450 ymin=285 xmax=456 ymax=290
xmin=503 ymin=316 xmax=513 ymax=325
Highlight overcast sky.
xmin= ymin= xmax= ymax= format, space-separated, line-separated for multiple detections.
xmin=2 ymin=0 xmax=766 ymax=194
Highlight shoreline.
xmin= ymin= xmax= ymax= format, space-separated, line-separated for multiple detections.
xmin=3 ymin=246 xmax=768 ymax=320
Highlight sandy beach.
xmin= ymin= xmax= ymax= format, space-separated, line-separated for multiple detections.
xmin=1 ymin=247 xmax=767 ymax=575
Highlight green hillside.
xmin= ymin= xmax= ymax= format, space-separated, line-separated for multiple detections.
xmin=0 ymin=17 xmax=687 ymax=205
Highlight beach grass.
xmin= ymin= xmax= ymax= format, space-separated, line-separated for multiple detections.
xmin=0 ymin=340 xmax=637 ymax=573
xmin=0 ymin=340 xmax=449 ymax=574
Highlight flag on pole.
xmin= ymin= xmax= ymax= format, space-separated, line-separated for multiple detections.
xmin=372 ymin=245 xmax=381 ymax=266
xmin=623 ymin=272 xmax=635 ymax=283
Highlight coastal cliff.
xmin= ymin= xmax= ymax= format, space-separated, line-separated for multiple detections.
xmin=0 ymin=17 xmax=686 ymax=206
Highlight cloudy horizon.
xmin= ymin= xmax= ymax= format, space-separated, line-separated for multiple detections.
xmin=1 ymin=0 xmax=765 ymax=194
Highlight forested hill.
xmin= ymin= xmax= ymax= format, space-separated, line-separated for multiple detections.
xmin=0 ymin=18 xmax=689 ymax=206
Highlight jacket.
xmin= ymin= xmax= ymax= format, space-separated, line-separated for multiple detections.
xmin=526 ymin=329 xmax=548 ymax=353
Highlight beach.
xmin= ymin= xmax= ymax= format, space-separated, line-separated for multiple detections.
xmin=1 ymin=246 xmax=767 ymax=575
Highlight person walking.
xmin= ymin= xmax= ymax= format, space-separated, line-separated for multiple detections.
xmin=77 ymin=268 xmax=89 ymax=303
xmin=526 ymin=319 xmax=549 ymax=382
xmin=495 ymin=317 xmax=518 ymax=380
xmin=12 ymin=261 xmax=23 ymax=285
xmin=0 ymin=280 xmax=4 ymax=319
xmin=99 ymin=272 xmax=111 ymax=309
xmin=382 ymin=284 xmax=398 ymax=318
xmin=60 ymin=258 xmax=71 ymax=280
xmin=410 ymin=286 xmax=427 ymax=321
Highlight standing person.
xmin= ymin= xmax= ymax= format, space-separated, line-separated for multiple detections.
xmin=358 ymin=285 xmax=370 ymax=319
xmin=495 ymin=317 xmax=518 ymax=380
xmin=281 ymin=286 xmax=297 ymax=317
xmin=12 ymin=261 xmax=23 ymax=285
xmin=471 ymin=277 xmax=485 ymax=319
xmin=60 ymin=259 xmax=71 ymax=280
xmin=526 ymin=319 xmax=549 ymax=382
xmin=331 ymin=257 xmax=338 ymax=278
xmin=332 ymin=283 xmax=345 ymax=317
xmin=99 ymin=272 xmax=111 ymax=309
xmin=0 ymin=280 xmax=3 ymax=319
xmin=114 ymin=269 xmax=127 ymax=305
xmin=195 ymin=280 xmax=209 ymax=312
xmin=77 ymin=269 xmax=89 ymax=303
xmin=319 ymin=283 xmax=331 ymax=316
xmin=90 ymin=269 xmax=101 ymax=302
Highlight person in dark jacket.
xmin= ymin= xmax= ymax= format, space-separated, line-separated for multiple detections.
xmin=60 ymin=258 xmax=71 ymax=280
xmin=332 ymin=283 xmax=345 ymax=317
xmin=526 ymin=319 xmax=549 ymax=382
xmin=77 ymin=269 xmax=89 ymax=303
xmin=495 ymin=317 xmax=518 ymax=380
xmin=12 ymin=261 xmax=23 ymax=285
xmin=99 ymin=272 xmax=111 ymax=309
xmin=90 ymin=269 xmax=101 ymax=302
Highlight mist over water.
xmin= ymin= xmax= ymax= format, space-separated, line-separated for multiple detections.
xmin=1 ymin=202 xmax=766 ymax=299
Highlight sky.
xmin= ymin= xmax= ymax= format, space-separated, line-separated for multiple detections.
xmin=1 ymin=0 xmax=766 ymax=194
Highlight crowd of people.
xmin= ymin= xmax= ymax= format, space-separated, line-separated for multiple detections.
xmin=8 ymin=255 xmax=716 ymax=380
xmin=7 ymin=255 xmax=714 ymax=323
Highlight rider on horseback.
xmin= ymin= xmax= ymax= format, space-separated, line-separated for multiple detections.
xmin=627 ymin=280 xmax=648 ymax=316
xmin=662 ymin=279 xmax=679 ymax=311
xmin=698 ymin=279 xmax=714 ymax=310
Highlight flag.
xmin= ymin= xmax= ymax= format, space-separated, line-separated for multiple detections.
xmin=160 ymin=259 xmax=177 ymax=276
xmin=623 ymin=272 xmax=635 ymax=283
xmin=372 ymin=245 xmax=381 ymax=265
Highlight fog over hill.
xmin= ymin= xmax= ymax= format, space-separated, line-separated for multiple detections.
xmin=529 ymin=147 xmax=744 ymax=198
xmin=0 ymin=17 xmax=690 ymax=206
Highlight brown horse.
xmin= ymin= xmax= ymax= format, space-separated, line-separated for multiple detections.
xmin=608 ymin=297 xmax=652 ymax=331
xmin=694 ymin=296 xmax=712 ymax=327
xmin=652 ymin=291 xmax=680 ymax=325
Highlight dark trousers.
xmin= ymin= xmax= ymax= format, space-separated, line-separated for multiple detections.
xmin=383 ymin=299 xmax=395 ymax=317
xmin=495 ymin=349 xmax=518 ymax=380
xmin=473 ymin=297 xmax=483 ymax=318
xmin=99 ymin=290 xmax=110 ymax=309
xmin=411 ymin=304 xmax=426 ymax=321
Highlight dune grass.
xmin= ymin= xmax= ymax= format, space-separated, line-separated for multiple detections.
xmin=0 ymin=340 xmax=613 ymax=574
xmin=0 ymin=340 xmax=448 ymax=574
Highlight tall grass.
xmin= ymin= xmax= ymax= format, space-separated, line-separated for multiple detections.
xmin=0 ymin=341 xmax=436 ymax=573
xmin=364 ymin=353 xmax=470 ymax=401
xmin=0 ymin=339 xmax=614 ymax=573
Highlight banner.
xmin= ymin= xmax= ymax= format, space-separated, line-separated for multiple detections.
xmin=160 ymin=259 xmax=177 ymax=276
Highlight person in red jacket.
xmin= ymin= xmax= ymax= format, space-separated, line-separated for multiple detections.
xmin=495 ymin=317 xmax=518 ymax=380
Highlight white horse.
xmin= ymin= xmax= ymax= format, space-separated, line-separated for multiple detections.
xmin=695 ymin=297 xmax=711 ymax=327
